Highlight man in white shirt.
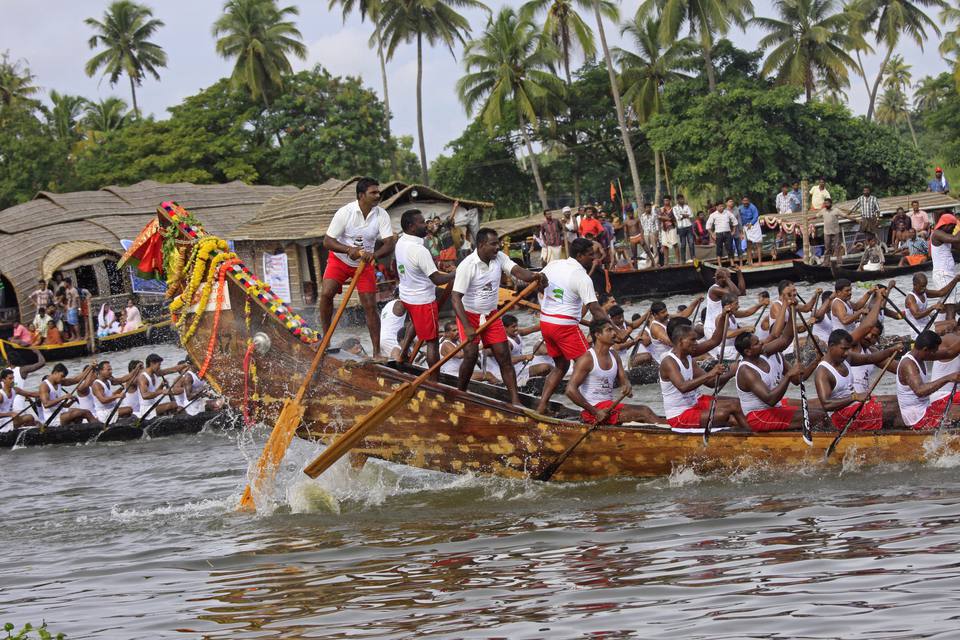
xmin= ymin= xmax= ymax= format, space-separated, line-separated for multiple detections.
xmin=674 ymin=194 xmax=695 ymax=263
xmin=320 ymin=177 xmax=397 ymax=358
xmin=535 ymin=237 xmax=609 ymax=414
xmin=706 ymin=204 xmax=738 ymax=267
xmin=395 ymin=209 xmax=456 ymax=372
xmin=452 ymin=228 xmax=546 ymax=404
xmin=810 ymin=178 xmax=830 ymax=210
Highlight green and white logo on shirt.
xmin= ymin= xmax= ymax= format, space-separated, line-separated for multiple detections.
xmin=552 ymin=287 xmax=564 ymax=300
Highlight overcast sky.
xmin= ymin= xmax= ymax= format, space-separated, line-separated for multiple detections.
xmin=0 ymin=0 xmax=951 ymax=163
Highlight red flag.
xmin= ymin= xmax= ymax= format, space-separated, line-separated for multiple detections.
xmin=610 ymin=181 xmax=617 ymax=202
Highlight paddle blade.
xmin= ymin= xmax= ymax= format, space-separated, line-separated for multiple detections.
xmin=237 ymin=398 xmax=306 ymax=512
xmin=303 ymin=383 xmax=414 ymax=479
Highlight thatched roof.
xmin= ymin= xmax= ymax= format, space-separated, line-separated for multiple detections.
xmin=0 ymin=180 xmax=298 ymax=320
xmin=487 ymin=212 xmax=545 ymax=240
xmin=231 ymin=177 xmax=492 ymax=241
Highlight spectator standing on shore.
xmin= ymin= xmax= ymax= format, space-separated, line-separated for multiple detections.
xmin=29 ymin=280 xmax=52 ymax=320
xmin=810 ymin=178 xmax=830 ymax=211
xmin=623 ymin=206 xmax=641 ymax=265
xmin=775 ymin=184 xmax=794 ymax=214
xmin=63 ymin=278 xmax=80 ymax=341
xmin=657 ymin=196 xmax=680 ymax=265
xmin=674 ymin=194 xmax=695 ymax=263
xmin=790 ymin=182 xmax=803 ymax=212
xmin=929 ymin=167 xmax=950 ymax=194
xmin=639 ymin=202 xmax=660 ymax=264
xmin=723 ymin=198 xmax=744 ymax=266
xmin=578 ymin=206 xmax=604 ymax=239
xmin=851 ymin=186 xmax=880 ymax=235
xmin=822 ymin=197 xmax=842 ymax=261
xmin=693 ymin=211 xmax=709 ymax=244
xmin=538 ymin=209 xmax=564 ymax=265
xmin=909 ymin=199 xmax=931 ymax=232
xmin=706 ymin=203 xmax=738 ymax=267
xmin=740 ymin=196 xmax=763 ymax=266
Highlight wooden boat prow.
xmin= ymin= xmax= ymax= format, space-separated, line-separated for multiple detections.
xmin=134 ymin=202 xmax=960 ymax=482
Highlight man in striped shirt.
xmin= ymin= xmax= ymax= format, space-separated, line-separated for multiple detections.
xmin=851 ymin=186 xmax=880 ymax=235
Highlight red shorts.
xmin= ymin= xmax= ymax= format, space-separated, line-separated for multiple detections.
xmin=456 ymin=311 xmax=507 ymax=347
xmin=541 ymin=321 xmax=590 ymax=361
xmin=830 ymin=398 xmax=883 ymax=431
xmin=581 ymin=400 xmax=623 ymax=425
xmin=910 ymin=393 xmax=960 ymax=429
xmin=667 ymin=395 xmax=713 ymax=430
xmin=323 ymin=252 xmax=377 ymax=294
xmin=746 ymin=405 xmax=797 ymax=432
xmin=403 ymin=301 xmax=439 ymax=342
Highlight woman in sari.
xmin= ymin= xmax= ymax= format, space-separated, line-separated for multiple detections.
xmin=97 ymin=303 xmax=120 ymax=337
xmin=122 ymin=299 xmax=142 ymax=332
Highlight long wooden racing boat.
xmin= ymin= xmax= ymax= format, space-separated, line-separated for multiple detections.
xmin=0 ymin=410 xmax=231 ymax=449
xmin=793 ymin=255 xmax=929 ymax=284
xmin=125 ymin=202 xmax=960 ymax=482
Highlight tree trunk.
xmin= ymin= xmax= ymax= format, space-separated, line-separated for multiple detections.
xmin=520 ymin=117 xmax=549 ymax=211
xmin=129 ymin=75 xmax=139 ymax=118
xmin=805 ymin=65 xmax=813 ymax=103
xmin=653 ymin=149 xmax=661 ymax=205
xmin=702 ymin=39 xmax=717 ymax=93
xmin=376 ymin=24 xmax=398 ymax=179
xmin=595 ymin=2 xmax=644 ymax=208
xmin=905 ymin=106 xmax=919 ymax=148
xmin=866 ymin=44 xmax=895 ymax=123
xmin=416 ymin=31 xmax=429 ymax=185
xmin=855 ymin=50 xmax=873 ymax=98
xmin=573 ymin=170 xmax=581 ymax=207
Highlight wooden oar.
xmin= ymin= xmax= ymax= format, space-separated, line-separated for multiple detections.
xmin=703 ymin=314 xmax=730 ymax=445
xmin=883 ymin=296 xmax=921 ymax=335
xmin=793 ymin=307 xmax=813 ymax=446
xmin=936 ymin=380 xmax=959 ymax=434
xmin=101 ymin=365 xmax=143 ymax=427
xmin=134 ymin=370 xmax=189 ymax=428
xmin=239 ymin=259 xmax=368 ymax=511
xmin=40 ymin=367 xmax=94 ymax=433
xmin=535 ymin=387 xmax=632 ymax=482
xmin=517 ymin=338 xmax=544 ymax=377
xmin=793 ymin=293 xmax=825 ymax=358
xmin=303 ymin=281 xmax=541 ymax=479
xmin=752 ymin=302 xmax=768 ymax=330
xmin=0 ymin=397 xmax=37 ymax=432
xmin=824 ymin=352 xmax=897 ymax=460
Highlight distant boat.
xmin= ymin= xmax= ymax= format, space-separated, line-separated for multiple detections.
xmin=0 ymin=318 xmax=176 ymax=365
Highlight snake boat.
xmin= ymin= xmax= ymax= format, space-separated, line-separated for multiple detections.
xmin=119 ymin=201 xmax=960 ymax=482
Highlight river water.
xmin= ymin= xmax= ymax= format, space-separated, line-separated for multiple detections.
xmin=4 ymin=270 xmax=959 ymax=639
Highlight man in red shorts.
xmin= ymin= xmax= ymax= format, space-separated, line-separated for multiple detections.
xmin=394 ymin=209 xmax=455 ymax=374
xmin=814 ymin=329 xmax=884 ymax=431
xmin=451 ymin=228 xmax=546 ymax=404
xmin=566 ymin=319 xmax=660 ymax=425
xmin=659 ymin=323 xmax=745 ymax=432
xmin=897 ymin=330 xmax=960 ymax=429
xmin=320 ymin=177 xmax=397 ymax=358
xmin=733 ymin=328 xmax=804 ymax=432
xmin=535 ymin=237 xmax=609 ymax=414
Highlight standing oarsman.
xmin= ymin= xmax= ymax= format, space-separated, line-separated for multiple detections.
xmin=904 ymin=272 xmax=959 ymax=329
xmin=452 ymin=228 xmax=546 ymax=405
xmin=814 ymin=329 xmax=884 ymax=431
xmin=0 ymin=368 xmax=36 ymax=431
xmin=897 ymin=330 xmax=960 ymax=429
xmin=567 ymin=319 xmax=660 ymax=425
xmin=659 ymin=321 xmax=747 ymax=433
xmin=930 ymin=213 xmax=960 ymax=321
xmin=394 ymin=209 xmax=456 ymax=372
xmin=830 ymin=279 xmax=873 ymax=333
xmin=318 ymin=177 xmax=397 ymax=357
xmin=535 ymin=238 xmax=608 ymax=414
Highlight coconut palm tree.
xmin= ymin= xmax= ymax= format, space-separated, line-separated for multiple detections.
xmin=616 ymin=13 xmax=693 ymax=202
xmin=83 ymin=97 xmax=130 ymax=134
xmin=751 ymin=0 xmax=861 ymax=102
xmin=875 ymin=85 xmax=907 ymax=127
xmin=940 ymin=5 xmax=960 ymax=89
xmin=883 ymin=54 xmax=918 ymax=146
xmin=84 ymin=1 xmax=167 ymax=117
xmin=458 ymin=7 xmax=564 ymax=209
xmin=913 ymin=73 xmax=951 ymax=112
xmin=520 ymin=0 xmax=597 ymax=85
xmin=380 ymin=0 xmax=489 ymax=185
xmin=639 ymin=0 xmax=754 ymax=92
xmin=329 ymin=0 xmax=398 ymax=177
xmin=851 ymin=0 xmax=946 ymax=122
xmin=0 ymin=52 xmax=39 ymax=111
xmin=212 ymin=0 xmax=307 ymax=107
xmin=47 ymin=91 xmax=89 ymax=143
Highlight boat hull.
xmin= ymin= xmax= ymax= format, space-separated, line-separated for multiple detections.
xmin=608 ymin=265 xmax=710 ymax=300
xmin=793 ymin=258 xmax=929 ymax=284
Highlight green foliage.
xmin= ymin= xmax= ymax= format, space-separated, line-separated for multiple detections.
xmin=3 ymin=621 xmax=65 ymax=640
xmin=430 ymin=119 xmax=532 ymax=217
xmin=0 ymin=52 xmax=40 ymax=111
xmin=922 ymin=74 xmax=960 ymax=168
xmin=0 ymin=108 xmax=72 ymax=209
xmin=645 ymin=82 xmax=925 ymax=208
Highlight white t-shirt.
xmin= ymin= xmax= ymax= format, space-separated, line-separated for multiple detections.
xmin=395 ymin=233 xmax=439 ymax=305
xmin=453 ymin=250 xmax=517 ymax=315
xmin=540 ymin=258 xmax=596 ymax=325
xmin=326 ymin=200 xmax=394 ymax=267
xmin=674 ymin=204 xmax=694 ymax=229
xmin=706 ymin=210 xmax=736 ymax=234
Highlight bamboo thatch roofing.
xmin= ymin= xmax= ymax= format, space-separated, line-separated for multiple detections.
xmin=0 ymin=180 xmax=298 ymax=320
xmin=231 ymin=177 xmax=492 ymax=241
xmin=487 ymin=212 xmax=545 ymax=240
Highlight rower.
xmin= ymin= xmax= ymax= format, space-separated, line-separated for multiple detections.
xmin=752 ymin=291 xmax=772 ymax=340
xmin=734 ymin=329 xmax=804 ymax=431
xmin=814 ymin=329 xmax=883 ymax=431
xmin=72 ymin=365 xmax=97 ymax=417
xmin=37 ymin=364 xmax=95 ymax=427
xmin=659 ymin=323 xmax=746 ymax=432
xmin=760 ymin=281 xmax=821 ymax=353
xmin=451 ymin=228 xmax=546 ymax=405
xmin=439 ymin=321 xmax=472 ymax=380
xmin=830 ymin=279 xmax=872 ymax=333
xmin=897 ymin=330 xmax=960 ymax=429
xmin=318 ymin=177 xmax=397 ymax=358
xmin=930 ymin=213 xmax=960 ymax=321
xmin=703 ymin=268 xmax=746 ymax=349
xmin=809 ymin=291 xmax=835 ymax=348
xmin=379 ymin=300 xmax=407 ymax=361
xmin=566 ymin=319 xmax=659 ymax=425
xmin=9 ymin=349 xmax=45 ymax=416
xmin=707 ymin=292 xmax=757 ymax=358
xmin=904 ymin=272 xmax=958 ymax=330
xmin=846 ymin=284 xmax=903 ymax=425
xmin=133 ymin=354 xmax=184 ymax=419
xmin=483 ymin=314 xmax=538 ymax=386
xmin=608 ymin=305 xmax=647 ymax=366
xmin=91 ymin=360 xmax=130 ymax=424
xmin=0 ymin=368 xmax=36 ymax=431
xmin=394 ymin=209 xmax=456 ymax=372
xmin=926 ymin=323 xmax=960 ymax=421
xmin=173 ymin=360 xmax=223 ymax=415
xmin=534 ymin=237 xmax=608 ymax=414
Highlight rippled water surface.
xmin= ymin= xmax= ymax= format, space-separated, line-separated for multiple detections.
xmin=4 ymin=272 xmax=960 ymax=639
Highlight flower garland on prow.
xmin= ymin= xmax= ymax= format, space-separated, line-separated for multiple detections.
xmin=160 ymin=203 xmax=204 ymax=298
